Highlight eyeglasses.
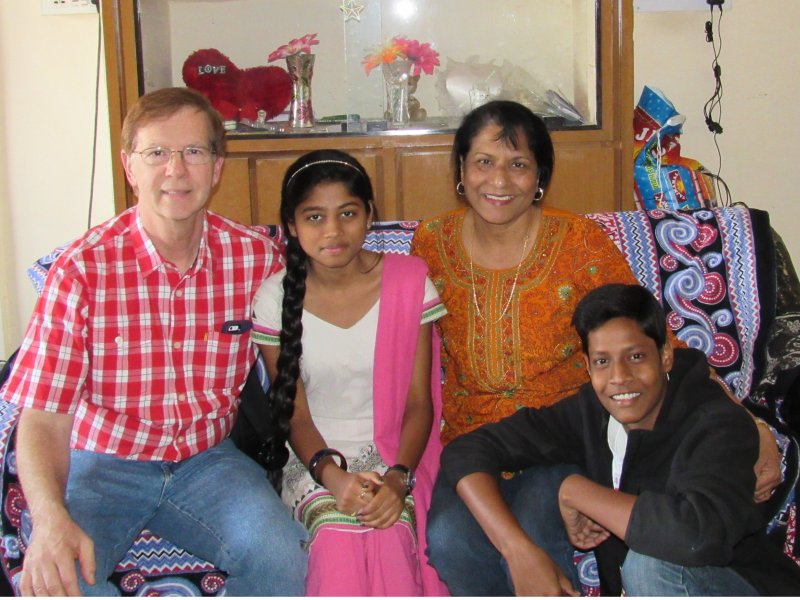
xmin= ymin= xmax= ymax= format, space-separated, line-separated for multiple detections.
xmin=132 ymin=146 xmax=216 ymax=166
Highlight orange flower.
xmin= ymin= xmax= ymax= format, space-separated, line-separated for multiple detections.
xmin=362 ymin=36 xmax=439 ymax=76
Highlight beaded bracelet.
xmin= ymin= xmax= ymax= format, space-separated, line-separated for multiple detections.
xmin=308 ymin=448 xmax=347 ymax=486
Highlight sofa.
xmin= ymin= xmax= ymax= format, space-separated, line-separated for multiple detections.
xmin=1 ymin=205 xmax=798 ymax=595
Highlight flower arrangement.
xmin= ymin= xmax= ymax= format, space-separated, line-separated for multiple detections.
xmin=267 ymin=33 xmax=319 ymax=62
xmin=362 ymin=36 xmax=440 ymax=77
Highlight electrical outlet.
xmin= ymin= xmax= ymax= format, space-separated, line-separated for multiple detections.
xmin=635 ymin=0 xmax=730 ymax=11
xmin=41 ymin=0 xmax=98 ymax=15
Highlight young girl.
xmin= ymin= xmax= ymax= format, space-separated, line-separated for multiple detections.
xmin=252 ymin=149 xmax=448 ymax=596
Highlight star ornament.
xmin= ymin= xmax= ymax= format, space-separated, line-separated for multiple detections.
xmin=340 ymin=0 xmax=365 ymax=22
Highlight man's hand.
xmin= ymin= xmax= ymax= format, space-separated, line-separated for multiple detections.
xmin=754 ymin=420 xmax=782 ymax=503
xmin=20 ymin=507 xmax=95 ymax=596
xmin=559 ymin=499 xmax=610 ymax=550
xmin=504 ymin=538 xmax=579 ymax=597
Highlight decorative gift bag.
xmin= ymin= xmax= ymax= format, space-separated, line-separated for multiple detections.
xmin=633 ymin=86 xmax=717 ymax=210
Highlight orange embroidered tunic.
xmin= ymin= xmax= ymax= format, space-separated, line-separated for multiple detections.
xmin=411 ymin=207 xmax=640 ymax=445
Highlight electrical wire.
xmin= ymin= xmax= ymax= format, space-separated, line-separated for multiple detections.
xmin=703 ymin=169 xmax=732 ymax=207
xmin=87 ymin=9 xmax=102 ymax=230
xmin=703 ymin=2 xmax=727 ymax=204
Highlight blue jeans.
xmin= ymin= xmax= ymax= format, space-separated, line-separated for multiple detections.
xmin=66 ymin=439 xmax=308 ymax=596
xmin=621 ymin=550 xmax=759 ymax=596
xmin=426 ymin=463 xmax=581 ymax=596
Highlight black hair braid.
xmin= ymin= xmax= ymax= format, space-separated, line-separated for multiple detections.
xmin=264 ymin=236 xmax=308 ymax=493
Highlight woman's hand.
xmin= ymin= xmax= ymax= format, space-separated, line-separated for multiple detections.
xmin=357 ymin=469 xmax=407 ymax=529
xmin=754 ymin=420 xmax=783 ymax=503
xmin=709 ymin=367 xmax=783 ymax=503
xmin=329 ymin=470 xmax=383 ymax=517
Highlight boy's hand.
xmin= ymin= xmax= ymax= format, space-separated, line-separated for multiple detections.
xmin=559 ymin=500 xmax=610 ymax=550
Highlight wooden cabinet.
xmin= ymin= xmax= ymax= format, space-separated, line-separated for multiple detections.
xmin=101 ymin=0 xmax=633 ymax=224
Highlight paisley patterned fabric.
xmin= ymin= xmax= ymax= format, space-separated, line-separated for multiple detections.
xmin=585 ymin=207 xmax=775 ymax=400
xmin=3 ymin=206 xmax=797 ymax=594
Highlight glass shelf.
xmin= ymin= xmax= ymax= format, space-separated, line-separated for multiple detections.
xmin=135 ymin=0 xmax=599 ymax=136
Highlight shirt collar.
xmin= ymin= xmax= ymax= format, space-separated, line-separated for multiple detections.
xmin=132 ymin=208 xmax=212 ymax=277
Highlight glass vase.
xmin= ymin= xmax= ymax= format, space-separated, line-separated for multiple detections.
xmin=381 ymin=58 xmax=413 ymax=127
xmin=285 ymin=53 xmax=315 ymax=128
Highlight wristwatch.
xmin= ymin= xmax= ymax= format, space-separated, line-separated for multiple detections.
xmin=385 ymin=464 xmax=416 ymax=494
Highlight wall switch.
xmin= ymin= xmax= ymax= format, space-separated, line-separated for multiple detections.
xmin=41 ymin=0 xmax=98 ymax=15
xmin=635 ymin=0 xmax=730 ymax=11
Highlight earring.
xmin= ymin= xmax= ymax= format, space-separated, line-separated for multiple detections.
xmin=533 ymin=187 xmax=544 ymax=202
xmin=456 ymin=181 xmax=466 ymax=196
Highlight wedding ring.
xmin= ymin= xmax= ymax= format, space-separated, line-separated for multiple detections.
xmin=359 ymin=490 xmax=367 ymax=499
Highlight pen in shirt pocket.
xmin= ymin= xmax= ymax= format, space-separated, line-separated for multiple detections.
xmin=203 ymin=320 xmax=253 ymax=340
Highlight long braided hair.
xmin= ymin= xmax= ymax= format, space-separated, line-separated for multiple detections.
xmin=264 ymin=149 xmax=375 ymax=492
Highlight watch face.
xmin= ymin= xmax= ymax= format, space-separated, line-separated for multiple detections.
xmin=407 ymin=471 xmax=416 ymax=491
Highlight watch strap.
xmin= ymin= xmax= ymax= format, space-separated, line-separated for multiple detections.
xmin=385 ymin=464 xmax=415 ymax=493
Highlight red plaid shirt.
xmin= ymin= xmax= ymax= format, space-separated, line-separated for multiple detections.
xmin=3 ymin=208 xmax=281 ymax=461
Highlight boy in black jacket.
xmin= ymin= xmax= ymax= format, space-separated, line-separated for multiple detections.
xmin=441 ymin=283 xmax=800 ymax=596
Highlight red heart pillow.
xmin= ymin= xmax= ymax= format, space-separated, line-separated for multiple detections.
xmin=237 ymin=66 xmax=293 ymax=122
xmin=182 ymin=49 xmax=292 ymax=122
xmin=182 ymin=48 xmax=240 ymax=109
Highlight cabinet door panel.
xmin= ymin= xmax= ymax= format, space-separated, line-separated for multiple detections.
xmin=208 ymin=156 xmax=252 ymax=224
xmin=253 ymin=155 xmax=298 ymax=226
xmin=546 ymin=144 xmax=619 ymax=214
xmin=396 ymin=146 xmax=457 ymax=220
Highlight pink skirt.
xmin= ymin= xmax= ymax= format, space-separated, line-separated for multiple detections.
xmin=300 ymin=490 xmax=423 ymax=596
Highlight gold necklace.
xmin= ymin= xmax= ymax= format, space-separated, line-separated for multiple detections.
xmin=468 ymin=232 xmax=530 ymax=324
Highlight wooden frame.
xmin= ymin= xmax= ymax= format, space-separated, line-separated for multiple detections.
xmin=101 ymin=0 xmax=634 ymax=223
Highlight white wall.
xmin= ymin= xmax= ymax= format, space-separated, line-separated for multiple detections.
xmin=0 ymin=0 xmax=798 ymax=359
xmin=0 ymin=2 xmax=114 ymax=358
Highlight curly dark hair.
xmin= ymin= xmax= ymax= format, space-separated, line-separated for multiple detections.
xmin=264 ymin=149 xmax=374 ymax=492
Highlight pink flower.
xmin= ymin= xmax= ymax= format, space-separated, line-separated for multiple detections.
xmin=268 ymin=33 xmax=319 ymax=62
xmin=362 ymin=36 xmax=440 ymax=77
xmin=397 ymin=38 xmax=440 ymax=76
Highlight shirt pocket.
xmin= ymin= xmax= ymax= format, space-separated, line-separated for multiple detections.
xmin=195 ymin=330 xmax=252 ymax=392
xmin=89 ymin=335 xmax=165 ymax=404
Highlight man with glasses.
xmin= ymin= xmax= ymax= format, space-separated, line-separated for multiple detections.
xmin=1 ymin=87 xmax=307 ymax=596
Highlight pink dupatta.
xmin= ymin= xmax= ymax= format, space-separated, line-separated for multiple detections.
xmin=373 ymin=253 xmax=449 ymax=596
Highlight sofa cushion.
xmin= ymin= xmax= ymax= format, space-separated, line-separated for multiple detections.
xmin=586 ymin=207 xmax=776 ymax=401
